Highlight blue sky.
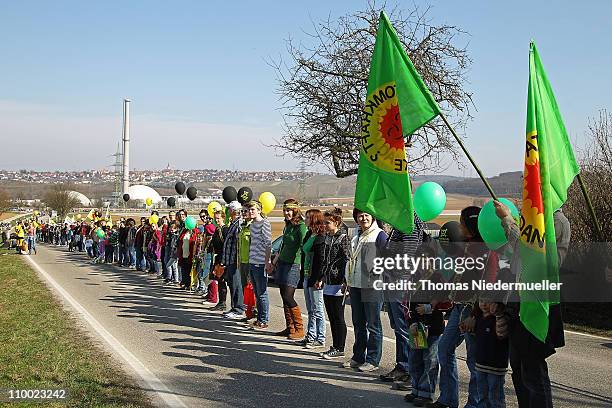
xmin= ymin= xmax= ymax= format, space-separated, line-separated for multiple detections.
xmin=1 ymin=1 xmax=610 ymax=175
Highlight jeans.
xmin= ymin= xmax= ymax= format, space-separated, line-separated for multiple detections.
xmin=509 ymin=333 xmax=552 ymax=408
xmin=350 ymin=287 xmax=383 ymax=365
xmin=135 ymin=247 xmax=145 ymax=270
xmin=476 ymin=371 xmax=505 ymax=408
xmin=118 ymin=244 xmax=125 ymax=265
xmin=409 ymin=335 xmax=441 ymax=399
xmin=387 ymin=300 xmax=411 ymax=372
xmin=151 ymin=257 xmax=161 ymax=274
xmin=163 ymin=251 xmax=172 ymax=280
xmin=127 ymin=246 xmax=136 ymax=267
xmin=167 ymin=258 xmax=179 ymax=282
xmin=227 ymin=264 xmax=245 ymax=313
xmin=249 ymin=263 xmax=269 ymax=324
xmin=161 ymin=248 xmax=167 ymax=275
xmin=198 ymin=253 xmax=213 ymax=290
xmin=27 ymin=237 xmax=36 ymax=254
xmin=304 ymin=277 xmax=326 ymax=343
xmin=438 ymin=304 xmax=481 ymax=408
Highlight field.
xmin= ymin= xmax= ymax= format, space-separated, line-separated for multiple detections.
xmin=0 ymin=212 xmax=18 ymax=221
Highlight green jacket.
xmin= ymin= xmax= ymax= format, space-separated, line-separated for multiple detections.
xmin=278 ymin=221 xmax=307 ymax=265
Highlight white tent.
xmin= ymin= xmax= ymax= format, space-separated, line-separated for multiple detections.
xmin=126 ymin=185 xmax=163 ymax=203
xmin=67 ymin=191 xmax=92 ymax=207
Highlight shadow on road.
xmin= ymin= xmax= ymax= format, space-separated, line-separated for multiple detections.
xmin=49 ymin=247 xmax=612 ymax=408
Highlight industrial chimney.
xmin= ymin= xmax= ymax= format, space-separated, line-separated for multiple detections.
xmin=121 ymin=98 xmax=131 ymax=195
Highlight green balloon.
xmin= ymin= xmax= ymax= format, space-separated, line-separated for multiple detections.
xmin=413 ymin=182 xmax=447 ymax=222
xmin=96 ymin=228 xmax=105 ymax=239
xmin=184 ymin=216 xmax=197 ymax=230
xmin=478 ymin=198 xmax=519 ymax=249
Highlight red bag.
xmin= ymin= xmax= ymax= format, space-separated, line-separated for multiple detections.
xmin=243 ymin=282 xmax=256 ymax=319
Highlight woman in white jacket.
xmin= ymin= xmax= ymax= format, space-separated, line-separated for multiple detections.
xmin=342 ymin=208 xmax=388 ymax=372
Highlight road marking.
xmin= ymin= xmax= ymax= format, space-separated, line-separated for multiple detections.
xmin=24 ymin=255 xmax=188 ymax=408
xmin=564 ymin=329 xmax=612 ymax=341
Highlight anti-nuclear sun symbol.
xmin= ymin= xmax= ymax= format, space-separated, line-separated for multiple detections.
xmin=379 ymin=104 xmax=405 ymax=150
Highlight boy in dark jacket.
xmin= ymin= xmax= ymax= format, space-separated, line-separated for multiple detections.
xmin=474 ymin=295 xmax=509 ymax=408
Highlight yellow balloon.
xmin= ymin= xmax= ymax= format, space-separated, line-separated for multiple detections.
xmin=34 ymin=210 xmax=40 ymax=216
xmin=149 ymin=214 xmax=159 ymax=225
xmin=259 ymin=192 xmax=276 ymax=215
xmin=76 ymin=214 xmax=82 ymax=220
xmin=207 ymin=201 xmax=222 ymax=218
xmin=146 ymin=198 xmax=153 ymax=206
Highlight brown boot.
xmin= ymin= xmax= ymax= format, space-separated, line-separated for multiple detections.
xmin=288 ymin=306 xmax=304 ymax=340
xmin=274 ymin=306 xmax=294 ymax=336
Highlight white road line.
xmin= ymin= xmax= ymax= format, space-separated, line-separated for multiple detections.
xmin=24 ymin=255 xmax=188 ymax=408
xmin=564 ymin=329 xmax=612 ymax=341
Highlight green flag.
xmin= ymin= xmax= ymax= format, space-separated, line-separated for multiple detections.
xmin=519 ymin=41 xmax=579 ymax=342
xmin=354 ymin=11 xmax=440 ymax=234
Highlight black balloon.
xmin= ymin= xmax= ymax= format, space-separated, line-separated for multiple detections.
xmin=222 ymin=186 xmax=238 ymax=203
xmin=167 ymin=197 xmax=176 ymax=207
xmin=122 ymin=193 xmax=130 ymax=202
xmin=237 ymin=187 xmax=253 ymax=204
xmin=438 ymin=221 xmax=465 ymax=256
xmin=175 ymin=181 xmax=186 ymax=195
xmin=186 ymin=186 xmax=198 ymax=201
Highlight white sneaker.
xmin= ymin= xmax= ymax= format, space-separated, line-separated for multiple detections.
xmin=358 ymin=363 xmax=379 ymax=372
xmin=304 ymin=340 xmax=325 ymax=349
xmin=224 ymin=311 xmax=246 ymax=320
xmin=342 ymin=359 xmax=362 ymax=369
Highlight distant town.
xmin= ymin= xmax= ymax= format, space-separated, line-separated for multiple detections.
xmin=0 ymin=168 xmax=321 ymax=186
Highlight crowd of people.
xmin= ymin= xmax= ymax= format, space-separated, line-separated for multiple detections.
xmin=16 ymin=197 xmax=570 ymax=408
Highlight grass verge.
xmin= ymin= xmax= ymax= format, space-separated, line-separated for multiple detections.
xmin=0 ymin=249 xmax=153 ymax=407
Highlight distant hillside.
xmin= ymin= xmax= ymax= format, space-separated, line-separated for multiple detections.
xmin=412 ymin=174 xmax=466 ymax=184
xmin=442 ymin=171 xmax=522 ymax=197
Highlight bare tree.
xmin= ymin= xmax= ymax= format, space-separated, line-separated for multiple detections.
xmin=270 ymin=1 xmax=473 ymax=177
xmin=0 ymin=189 xmax=10 ymax=216
xmin=44 ymin=184 xmax=80 ymax=220
xmin=564 ymin=109 xmax=612 ymax=242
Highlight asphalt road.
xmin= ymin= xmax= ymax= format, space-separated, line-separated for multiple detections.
xmin=24 ymin=244 xmax=612 ymax=407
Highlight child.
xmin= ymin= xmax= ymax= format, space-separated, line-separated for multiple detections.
xmin=84 ymin=237 xmax=94 ymax=258
xmin=404 ymin=244 xmax=446 ymax=407
xmin=474 ymin=295 xmax=509 ymax=408
xmin=165 ymin=221 xmax=180 ymax=284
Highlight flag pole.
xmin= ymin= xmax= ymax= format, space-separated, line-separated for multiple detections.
xmin=438 ymin=112 xmax=499 ymax=201
xmin=575 ymin=173 xmax=604 ymax=241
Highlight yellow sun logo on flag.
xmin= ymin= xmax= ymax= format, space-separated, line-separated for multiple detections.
xmin=521 ymin=131 xmax=546 ymax=251
xmin=361 ymin=82 xmax=408 ymax=173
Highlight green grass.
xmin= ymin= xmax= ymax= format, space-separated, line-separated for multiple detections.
xmin=0 ymin=249 xmax=153 ymax=407
xmin=564 ymin=323 xmax=612 ymax=339
xmin=562 ymin=303 xmax=612 ymax=338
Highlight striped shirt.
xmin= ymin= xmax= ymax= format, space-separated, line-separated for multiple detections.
xmin=248 ymin=218 xmax=272 ymax=264
xmin=384 ymin=214 xmax=424 ymax=284
xmin=385 ymin=213 xmax=424 ymax=257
